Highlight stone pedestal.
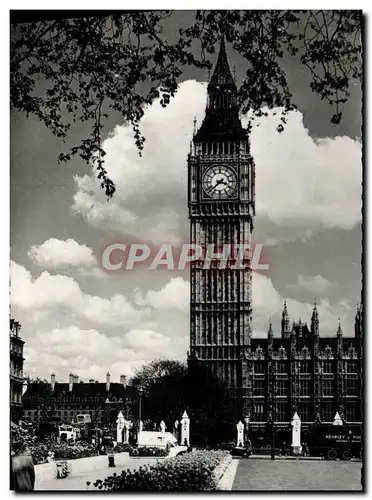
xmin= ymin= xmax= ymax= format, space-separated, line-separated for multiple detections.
xmin=291 ymin=412 xmax=302 ymax=456
xmin=180 ymin=411 xmax=190 ymax=446
xmin=333 ymin=412 xmax=343 ymax=425
xmin=116 ymin=411 xmax=125 ymax=444
xmin=236 ymin=421 xmax=244 ymax=447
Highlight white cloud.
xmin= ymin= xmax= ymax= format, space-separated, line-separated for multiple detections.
xmin=10 ymin=260 xmax=148 ymax=327
xmin=244 ymin=109 xmax=362 ymax=230
xmin=288 ymin=274 xmax=332 ymax=294
xmin=72 ymin=81 xmax=361 ymax=246
xmin=23 ymin=325 xmax=187 ymax=381
xmin=133 ymin=272 xmax=351 ymax=337
xmin=133 ymin=277 xmax=189 ymax=312
xmin=123 ymin=329 xmax=176 ymax=357
xmin=72 ymin=80 xmax=207 ymax=244
xmin=23 ymin=325 xmax=153 ymax=381
xmin=28 ymin=238 xmax=96 ymax=269
xmin=252 ymin=273 xmax=351 ymax=336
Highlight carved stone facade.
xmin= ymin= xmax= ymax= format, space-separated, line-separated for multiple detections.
xmin=246 ymin=302 xmax=363 ymax=429
xmin=188 ymin=37 xmax=254 ymax=415
xmin=188 ymin=38 xmax=363 ymax=427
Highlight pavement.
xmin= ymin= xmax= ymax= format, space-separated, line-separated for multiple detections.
xmin=35 ymin=455 xmax=161 ymax=491
xmin=232 ymin=458 xmax=363 ymax=491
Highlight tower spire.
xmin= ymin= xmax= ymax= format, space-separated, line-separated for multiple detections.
xmin=210 ymin=35 xmax=235 ymax=86
xmin=282 ymin=299 xmax=290 ymax=339
xmin=268 ymin=319 xmax=273 ymax=339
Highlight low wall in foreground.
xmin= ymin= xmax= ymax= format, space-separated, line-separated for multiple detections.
xmin=35 ymin=452 xmax=129 ymax=483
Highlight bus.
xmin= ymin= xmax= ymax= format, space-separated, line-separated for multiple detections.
xmin=309 ymin=424 xmax=362 ymax=460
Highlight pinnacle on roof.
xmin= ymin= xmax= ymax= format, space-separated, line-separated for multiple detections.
xmin=282 ymin=299 xmax=289 ymax=318
xmin=268 ymin=319 xmax=273 ymax=338
xmin=337 ymin=319 xmax=343 ymax=336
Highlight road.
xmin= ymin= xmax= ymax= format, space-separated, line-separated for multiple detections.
xmin=232 ymin=459 xmax=363 ymax=491
xmin=35 ymin=455 xmax=161 ymax=491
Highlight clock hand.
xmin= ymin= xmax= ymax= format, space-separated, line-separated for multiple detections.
xmin=213 ymin=178 xmax=227 ymax=189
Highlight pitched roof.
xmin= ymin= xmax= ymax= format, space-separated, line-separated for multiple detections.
xmin=23 ymin=382 xmax=137 ymax=401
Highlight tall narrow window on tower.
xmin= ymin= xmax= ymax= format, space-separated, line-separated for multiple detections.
xmin=188 ymin=36 xmax=255 ymax=416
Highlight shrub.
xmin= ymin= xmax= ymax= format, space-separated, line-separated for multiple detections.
xmin=129 ymin=446 xmax=169 ymax=457
xmin=25 ymin=441 xmax=98 ymax=464
xmin=114 ymin=443 xmax=133 ymax=453
xmin=95 ymin=449 xmax=227 ymax=491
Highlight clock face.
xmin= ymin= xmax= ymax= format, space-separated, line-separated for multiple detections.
xmin=202 ymin=165 xmax=237 ymax=199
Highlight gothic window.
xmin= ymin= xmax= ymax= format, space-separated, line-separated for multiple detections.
xmin=254 ymin=380 xmax=265 ymax=396
xmin=276 ymin=403 xmax=287 ymax=422
xmin=299 ymin=380 xmax=310 ymax=396
xmin=298 ymin=403 xmax=310 ymax=422
xmin=322 ymin=402 xmax=334 ymax=422
xmin=345 ymin=379 xmax=357 ymax=396
xmin=322 ymin=361 xmax=333 ymax=374
xmin=277 ymin=379 xmax=287 ymax=396
xmin=345 ymin=403 xmax=357 ymax=422
xmin=323 ymin=379 xmax=334 ymax=396
xmin=253 ymin=404 xmax=264 ymax=421
xmin=346 ymin=361 xmax=358 ymax=374
xmin=299 ymin=361 xmax=311 ymax=374
xmin=254 ymin=362 xmax=265 ymax=374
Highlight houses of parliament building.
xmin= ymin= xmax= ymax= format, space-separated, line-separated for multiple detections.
xmin=187 ymin=37 xmax=363 ymax=433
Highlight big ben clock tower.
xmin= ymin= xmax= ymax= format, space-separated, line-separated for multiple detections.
xmin=188 ymin=37 xmax=255 ymax=415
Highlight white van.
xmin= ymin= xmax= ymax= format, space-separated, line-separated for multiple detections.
xmin=137 ymin=431 xmax=188 ymax=457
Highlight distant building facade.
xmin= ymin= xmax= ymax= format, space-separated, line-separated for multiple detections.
xmin=22 ymin=372 xmax=137 ymax=428
xmin=246 ymin=302 xmax=363 ymax=435
xmin=10 ymin=319 xmax=25 ymax=422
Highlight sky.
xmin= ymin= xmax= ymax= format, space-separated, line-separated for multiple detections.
xmin=10 ymin=11 xmax=362 ymax=384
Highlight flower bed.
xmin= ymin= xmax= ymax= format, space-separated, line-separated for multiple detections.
xmin=129 ymin=446 xmax=169 ymax=457
xmin=94 ymin=449 xmax=228 ymax=491
xmin=25 ymin=442 xmax=98 ymax=464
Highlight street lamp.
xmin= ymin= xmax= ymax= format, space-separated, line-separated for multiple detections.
xmin=267 ymin=410 xmax=275 ymax=460
xmin=244 ymin=415 xmax=250 ymax=445
xmin=105 ymin=398 xmax=111 ymax=430
xmin=137 ymin=388 xmax=143 ymax=431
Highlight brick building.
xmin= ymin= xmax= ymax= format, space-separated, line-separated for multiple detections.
xmin=22 ymin=372 xmax=138 ymax=428
xmin=10 ymin=318 xmax=25 ymax=423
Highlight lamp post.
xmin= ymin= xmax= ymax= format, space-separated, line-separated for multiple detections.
xmin=267 ymin=411 xmax=275 ymax=460
xmin=244 ymin=415 xmax=250 ymax=446
xmin=137 ymin=388 xmax=143 ymax=433
xmin=105 ymin=398 xmax=111 ymax=431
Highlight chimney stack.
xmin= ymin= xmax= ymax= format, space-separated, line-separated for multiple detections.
xmin=51 ymin=373 xmax=56 ymax=392
xmin=69 ymin=373 xmax=74 ymax=392
xmin=106 ymin=372 xmax=111 ymax=392
xmin=120 ymin=375 xmax=127 ymax=388
xmin=89 ymin=379 xmax=95 ymax=383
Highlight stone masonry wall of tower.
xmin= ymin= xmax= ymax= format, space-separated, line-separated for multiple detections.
xmin=188 ymin=37 xmax=255 ymax=415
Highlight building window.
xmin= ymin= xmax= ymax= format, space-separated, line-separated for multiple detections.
xmin=276 ymin=403 xmax=287 ymax=422
xmin=323 ymin=379 xmax=334 ymax=396
xmin=322 ymin=402 xmax=334 ymax=422
xmin=346 ymin=362 xmax=358 ymax=374
xmin=299 ymin=380 xmax=310 ymax=396
xmin=345 ymin=379 xmax=357 ymax=396
xmin=278 ymin=362 xmax=287 ymax=374
xmin=254 ymin=380 xmax=265 ymax=396
xmin=253 ymin=404 xmax=264 ymax=421
xmin=345 ymin=403 xmax=357 ymax=422
xmin=322 ymin=361 xmax=333 ymax=374
xmin=254 ymin=362 xmax=265 ymax=374
xmin=298 ymin=403 xmax=310 ymax=422
xmin=299 ymin=361 xmax=311 ymax=374
xmin=277 ymin=379 xmax=287 ymax=396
